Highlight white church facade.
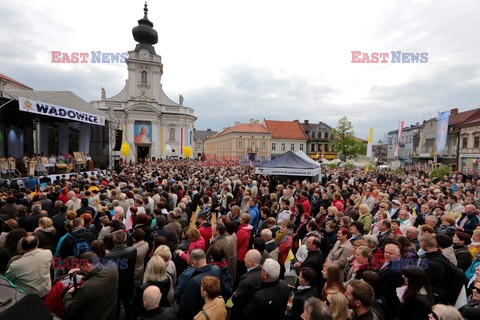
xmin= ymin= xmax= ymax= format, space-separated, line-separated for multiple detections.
xmin=91 ymin=3 xmax=196 ymax=162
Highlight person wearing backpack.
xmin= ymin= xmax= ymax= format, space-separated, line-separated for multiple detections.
xmin=59 ymin=217 xmax=94 ymax=259
xmin=420 ymin=234 xmax=467 ymax=305
xmin=207 ymin=241 xmax=233 ymax=301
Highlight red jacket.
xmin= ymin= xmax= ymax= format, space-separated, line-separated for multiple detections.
xmin=180 ymin=237 xmax=206 ymax=262
xmin=57 ymin=189 xmax=69 ymax=204
xmin=236 ymin=224 xmax=252 ymax=261
xmin=301 ymin=198 xmax=311 ymax=215
xmin=332 ymin=199 xmax=345 ymax=213
xmin=198 ymin=223 xmax=212 ymax=251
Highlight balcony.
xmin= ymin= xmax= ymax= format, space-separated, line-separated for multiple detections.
xmin=247 ymin=147 xmax=259 ymax=153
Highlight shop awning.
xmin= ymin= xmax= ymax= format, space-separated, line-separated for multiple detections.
xmin=1 ymin=90 xmax=109 ymax=126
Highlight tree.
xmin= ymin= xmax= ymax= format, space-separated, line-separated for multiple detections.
xmin=329 ymin=116 xmax=367 ymax=160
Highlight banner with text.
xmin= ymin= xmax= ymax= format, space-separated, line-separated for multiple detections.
xmin=19 ymin=97 xmax=105 ymax=126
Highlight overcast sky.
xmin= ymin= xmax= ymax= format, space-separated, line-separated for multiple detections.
xmin=1 ymin=0 xmax=479 ymax=141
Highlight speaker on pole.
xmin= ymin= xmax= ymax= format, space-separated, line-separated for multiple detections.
xmin=114 ymin=129 xmax=122 ymax=151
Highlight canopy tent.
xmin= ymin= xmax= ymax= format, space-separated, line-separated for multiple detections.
xmin=295 ymin=150 xmax=321 ymax=167
xmin=255 ymin=150 xmax=321 ymax=178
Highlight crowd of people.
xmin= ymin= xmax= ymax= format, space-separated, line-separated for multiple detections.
xmin=1 ymin=159 xmax=480 ymax=320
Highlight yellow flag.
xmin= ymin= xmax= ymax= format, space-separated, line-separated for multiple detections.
xmin=286 ymin=249 xmax=295 ymax=263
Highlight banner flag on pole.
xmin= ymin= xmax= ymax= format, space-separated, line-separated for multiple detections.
xmin=393 ymin=121 xmax=404 ymax=157
xmin=367 ymin=128 xmax=373 ymax=158
xmin=436 ymin=111 xmax=450 ymax=154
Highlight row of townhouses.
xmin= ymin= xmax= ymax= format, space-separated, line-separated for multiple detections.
xmin=194 ymin=119 xmax=366 ymax=162
xmin=387 ymin=108 xmax=480 ymax=172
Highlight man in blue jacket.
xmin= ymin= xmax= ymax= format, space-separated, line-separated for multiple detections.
xmin=457 ymin=204 xmax=480 ymax=235
xmin=248 ymin=198 xmax=260 ymax=230
xmin=178 ymin=249 xmax=221 ymax=320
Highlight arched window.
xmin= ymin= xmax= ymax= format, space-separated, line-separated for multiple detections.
xmin=141 ymin=71 xmax=147 ymax=83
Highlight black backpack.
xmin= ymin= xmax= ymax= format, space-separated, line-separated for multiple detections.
xmin=437 ymin=257 xmax=467 ymax=305
xmin=219 ymin=266 xmax=233 ymax=300
xmin=70 ymin=234 xmax=90 ymax=257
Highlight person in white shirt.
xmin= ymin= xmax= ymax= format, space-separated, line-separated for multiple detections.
xmin=276 ymin=200 xmax=292 ymax=225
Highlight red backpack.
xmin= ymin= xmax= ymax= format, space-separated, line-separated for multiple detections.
xmin=44 ymin=274 xmax=84 ymax=318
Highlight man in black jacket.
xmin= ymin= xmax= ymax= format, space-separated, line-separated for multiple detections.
xmin=138 ymin=285 xmax=176 ymax=320
xmin=377 ymin=220 xmax=395 ymax=250
xmin=105 ymin=230 xmax=137 ymax=320
xmin=76 ymin=198 xmax=96 ymax=216
xmin=245 ymin=258 xmax=289 ymax=320
xmin=295 ymin=236 xmax=324 ymax=273
xmin=21 ymin=203 xmax=48 ymax=232
xmin=231 ymin=249 xmax=262 ymax=320
xmin=378 ymin=243 xmax=403 ymax=320
xmin=420 ymin=234 xmax=450 ymax=304
xmin=52 ymin=204 xmax=68 ymax=243
xmin=63 ymin=251 xmax=118 ymax=320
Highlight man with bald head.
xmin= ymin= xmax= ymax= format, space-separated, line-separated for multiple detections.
xmin=457 ymin=204 xmax=480 ymax=235
xmin=231 ymin=249 xmax=262 ymax=320
xmin=139 ymin=285 xmax=176 ymax=320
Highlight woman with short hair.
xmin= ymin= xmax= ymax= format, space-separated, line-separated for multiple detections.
xmin=194 ymin=276 xmax=227 ymax=320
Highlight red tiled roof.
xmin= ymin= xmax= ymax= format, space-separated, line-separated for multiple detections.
xmin=449 ymin=108 xmax=480 ymax=126
xmin=264 ymin=120 xmax=308 ymax=140
xmin=210 ymin=122 xmax=270 ymax=139
xmin=0 ymin=73 xmax=33 ymax=90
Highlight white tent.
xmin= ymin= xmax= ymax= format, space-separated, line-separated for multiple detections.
xmin=255 ymin=151 xmax=321 ymax=180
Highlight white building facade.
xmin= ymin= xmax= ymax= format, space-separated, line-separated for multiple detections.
xmin=91 ymin=4 xmax=196 ymax=162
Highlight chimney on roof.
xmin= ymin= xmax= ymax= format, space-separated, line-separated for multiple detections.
xmin=254 ymin=120 xmax=259 ymax=124
xmin=416 ymin=122 xmax=419 ymax=126
xmin=234 ymin=122 xmax=240 ymax=126
xmin=207 ymin=129 xmax=211 ymax=131
xmin=249 ymin=119 xmax=254 ymax=124
xmin=450 ymin=108 xmax=458 ymax=115
xmin=304 ymin=120 xmax=309 ymax=124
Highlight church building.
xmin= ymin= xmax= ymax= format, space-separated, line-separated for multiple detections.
xmin=91 ymin=3 xmax=196 ymax=161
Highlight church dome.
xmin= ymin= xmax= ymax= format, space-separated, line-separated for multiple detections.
xmin=132 ymin=2 xmax=158 ymax=52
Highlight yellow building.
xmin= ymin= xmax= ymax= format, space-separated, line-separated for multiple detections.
xmin=204 ymin=120 xmax=272 ymax=162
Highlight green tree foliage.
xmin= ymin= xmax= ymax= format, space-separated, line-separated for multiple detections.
xmin=329 ymin=116 xmax=367 ymax=159
xmin=429 ymin=165 xmax=450 ymax=180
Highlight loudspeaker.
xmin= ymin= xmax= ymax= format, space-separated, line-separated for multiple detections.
xmin=114 ymin=129 xmax=122 ymax=151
